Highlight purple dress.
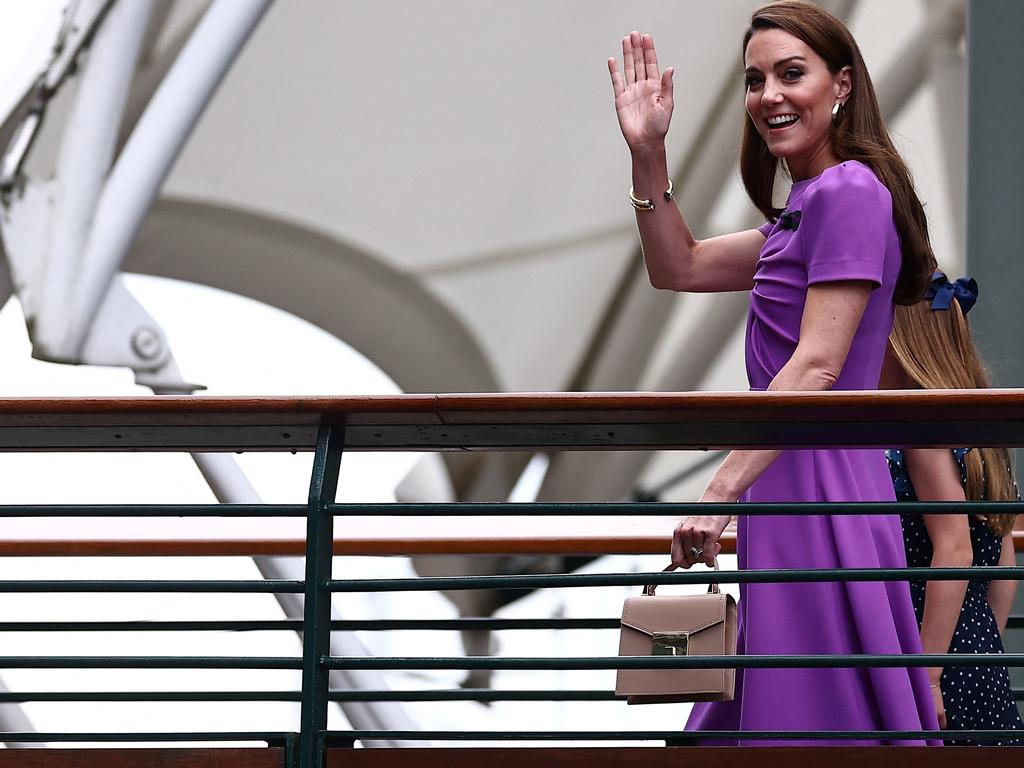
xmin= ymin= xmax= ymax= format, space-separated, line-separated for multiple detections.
xmin=685 ymin=161 xmax=939 ymax=745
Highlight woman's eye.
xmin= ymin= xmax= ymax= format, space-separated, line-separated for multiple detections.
xmin=783 ymin=68 xmax=804 ymax=81
xmin=745 ymin=75 xmax=764 ymax=89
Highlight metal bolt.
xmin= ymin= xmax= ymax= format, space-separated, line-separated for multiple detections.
xmin=131 ymin=327 xmax=163 ymax=361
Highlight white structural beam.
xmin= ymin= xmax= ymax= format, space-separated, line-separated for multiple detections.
xmin=0 ymin=256 xmax=37 ymax=744
xmin=31 ymin=0 xmax=154 ymax=357
xmin=191 ymin=452 xmax=422 ymax=748
xmin=66 ymin=0 xmax=272 ymax=355
xmin=0 ymin=256 xmax=11 ymax=310
xmin=923 ymin=0 xmax=967 ymax=262
xmin=0 ymin=675 xmax=41 ymax=749
xmin=873 ymin=0 xmax=962 ymax=118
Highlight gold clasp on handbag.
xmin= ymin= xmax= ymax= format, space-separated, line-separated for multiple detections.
xmin=651 ymin=631 xmax=689 ymax=656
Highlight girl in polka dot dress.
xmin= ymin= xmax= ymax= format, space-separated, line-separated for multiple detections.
xmin=882 ymin=272 xmax=1022 ymax=745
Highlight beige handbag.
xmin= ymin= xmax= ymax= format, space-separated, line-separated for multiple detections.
xmin=615 ymin=560 xmax=738 ymax=704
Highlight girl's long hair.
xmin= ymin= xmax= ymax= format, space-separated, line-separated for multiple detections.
xmin=889 ymin=299 xmax=1018 ymax=535
xmin=741 ymin=1 xmax=937 ymax=305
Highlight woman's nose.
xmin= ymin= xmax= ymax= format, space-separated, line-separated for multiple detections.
xmin=761 ymin=80 xmax=783 ymax=105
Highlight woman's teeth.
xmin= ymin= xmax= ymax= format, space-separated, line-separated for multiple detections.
xmin=767 ymin=115 xmax=798 ymax=128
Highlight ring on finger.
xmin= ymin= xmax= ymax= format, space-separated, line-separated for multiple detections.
xmin=689 ymin=546 xmax=703 ymax=558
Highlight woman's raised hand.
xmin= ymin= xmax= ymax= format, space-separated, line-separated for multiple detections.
xmin=608 ymin=31 xmax=675 ymax=154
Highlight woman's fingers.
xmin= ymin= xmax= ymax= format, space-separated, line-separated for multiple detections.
xmin=673 ymin=518 xmax=723 ymax=569
xmin=671 ymin=526 xmax=690 ymax=568
xmin=699 ymin=531 xmax=719 ymax=566
xmin=616 ymin=32 xmax=665 ymax=98
xmin=621 ymin=35 xmax=636 ymax=86
xmin=607 ymin=57 xmax=625 ymax=98
xmin=931 ymin=685 xmax=946 ymax=729
xmin=672 ymin=523 xmax=700 ymax=569
xmin=642 ymin=33 xmax=659 ymax=80
xmin=630 ymin=31 xmax=646 ymax=81
xmin=661 ymin=66 xmax=674 ymax=103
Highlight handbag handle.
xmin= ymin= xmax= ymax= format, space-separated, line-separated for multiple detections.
xmin=643 ymin=559 xmax=721 ymax=597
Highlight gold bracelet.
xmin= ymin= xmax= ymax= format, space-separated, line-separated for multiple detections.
xmin=629 ymin=179 xmax=674 ymax=211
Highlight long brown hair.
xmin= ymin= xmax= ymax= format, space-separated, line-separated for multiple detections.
xmin=740 ymin=1 xmax=936 ymax=305
xmin=889 ymin=297 xmax=1018 ymax=535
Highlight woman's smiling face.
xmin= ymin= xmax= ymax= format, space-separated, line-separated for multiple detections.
xmin=743 ymin=28 xmax=851 ymax=180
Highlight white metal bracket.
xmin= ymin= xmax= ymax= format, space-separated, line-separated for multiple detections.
xmin=0 ymin=0 xmax=115 ymax=192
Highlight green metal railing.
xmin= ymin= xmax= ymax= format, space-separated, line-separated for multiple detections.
xmin=0 ymin=396 xmax=1023 ymax=768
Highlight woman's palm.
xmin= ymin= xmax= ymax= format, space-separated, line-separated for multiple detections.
xmin=608 ymin=32 xmax=674 ymax=152
xmin=616 ymin=79 xmax=672 ymax=148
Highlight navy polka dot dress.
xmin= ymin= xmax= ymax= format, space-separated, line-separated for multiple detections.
xmin=887 ymin=448 xmax=1023 ymax=745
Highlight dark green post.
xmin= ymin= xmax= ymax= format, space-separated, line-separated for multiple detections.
xmin=299 ymin=425 xmax=343 ymax=768
xmin=967 ymin=0 xmax=1024 ymax=696
xmin=966 ymin=0 xmax=1024 ymax=388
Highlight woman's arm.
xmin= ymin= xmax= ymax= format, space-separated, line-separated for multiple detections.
xmin=609 ymin=32 xmax=764 ymax=293
xmin=629 ymin=146 xmax=766 ymax=292
xmin=988 ymin=531 xmax=1018 ymax=634
xmin=672 ymin=281 xmax=873 ymax=566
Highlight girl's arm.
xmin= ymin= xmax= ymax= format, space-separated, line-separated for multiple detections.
xmin=672 ymin=281 xmax=872 ymax=566
xmin=988 ymin=531 xmax=1018 ymax=635
xmin=904 ymin=448 xmax=973 ymax=697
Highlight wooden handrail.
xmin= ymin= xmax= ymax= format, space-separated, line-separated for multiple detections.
xmin=0 ymin=390 xmax=1023 ymax=451
xmin=0 ymin=393 xmax=1021 ymax=556
xmin=324 ymin=746 xmax=1024 ymax=768
xmin=0 ymin=531 xmax=1021 ymax=557
xmin=0 ymin=749 xmax=283 ymax=768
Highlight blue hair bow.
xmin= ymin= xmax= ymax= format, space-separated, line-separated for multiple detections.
xmin=923 ymin=271 xmax=978 ymax=315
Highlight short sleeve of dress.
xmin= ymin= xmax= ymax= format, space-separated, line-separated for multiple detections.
xmin=799 ymin=162 xmax=893 ymax=288
xmin=758 ymin=221 xmax=774 ymax=238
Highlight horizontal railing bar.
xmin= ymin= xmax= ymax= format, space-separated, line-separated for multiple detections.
xmin=0 ymin=652 xmax=992 ymax=672
xmin=0 ymin=691 xmax=302 ymax=702
xmin=324 ymin=653 xmax=1024 ymax=670
xmin=325 ymin=729 xmax=1017 ymax=741
xmin=0 ymin=580 xmax=305 ymax=593
xmin=0 ymin=687 xmax=1014 ymax=704
xmin=0 ymin=690 xmax=618 ymax=703
xmin=0 ymin=618 xmax=623 ymax=632
xmin=0 ymin=657 xmax=301 ymax=669
xmin=2 ymin=390 xmax=1024 ymax=453
xmin=0 ymin=617 xmax=641 ymax=632
xmin=330 ymin=618 xmax=621 ymax=631
xmin=328 ymin=689 xmax=617 ymax=702
xmin=0 ymin=731 xmax=293 ymax=742
xmin=49 ymin=615 xmax=1024 ymax=632
xmin=0 ymin=504 xmax=306 ymax=517
xmin=0 ymin=620 xmax=305 ymax=632
xmin=0 ymin=612 xmax=1018 ymax=634
xmin=328 ymin=567 xmax=1024 ymax=592
xmin=327 ymin=501 xmax=1024 ymax=516
xmin=0 ymin=501 xmax=1017 ymax=516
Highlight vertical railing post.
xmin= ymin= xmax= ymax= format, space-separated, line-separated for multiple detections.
xmin=299 ymin=425 xmax=344 ymax=768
